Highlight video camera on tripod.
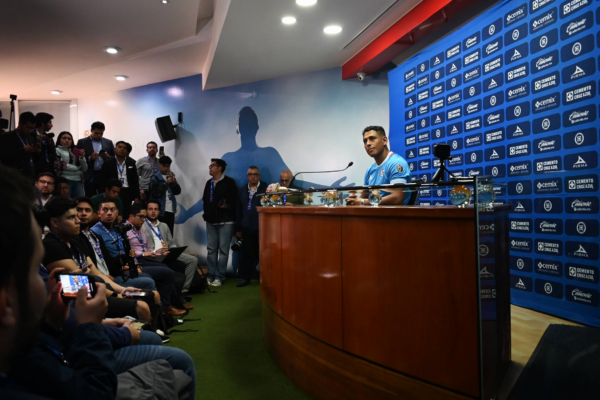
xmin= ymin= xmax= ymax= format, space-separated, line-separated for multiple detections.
xmin=110 ymin=222 xmax=139 ymax=279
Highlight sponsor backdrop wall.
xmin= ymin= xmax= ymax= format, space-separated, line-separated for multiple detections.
xmin=78 ymin=68 xmax=389 ymax=270
xmin=390 ymin=0 xmax=600 ymax=326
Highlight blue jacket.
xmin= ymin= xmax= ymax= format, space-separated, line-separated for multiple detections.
xmin=150 ymin=172 xmax=181 ymax=216
xmin=236 ymin=181 xmax=268 ymax=234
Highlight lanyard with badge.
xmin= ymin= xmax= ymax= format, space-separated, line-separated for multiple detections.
xmin=117 ymin=160 xmax=126 ymax=184
xmin=147 ymin=156 xmax=158 ymax=174
xmin=82 ymin=230 xmax=103 ymax=260
xmin=248 ymin=186 xmax=257 ymax=210
xmin=210 ymin=178 xmax=215 ymax=202
xmin=49 ymin=232 xmax=87 ymax=269
xmin=146 ymin=219 xmax=167 ymax=248
xmin=127 ymin=222 xmax=147 ymax=251
xmin=95 ymin=222 xmax=123 ymax=255
xmin=17 ymin=134 xmax=34 ymax=167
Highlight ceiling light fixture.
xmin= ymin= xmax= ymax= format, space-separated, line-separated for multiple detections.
xmin=104 ymin=46 xmax=121 ymax=54
xmin=282 ymin=16 xmax=297 ymax=25
xmin=115 ymin=75 xmax=129 ymax=81
xmin=162 ymin=0 xmax=168 ymax=3
xmin=324 ymin=25 xmax=342 ymax=34
xmin=51 ymin=90 xmax=62 ymax=95
xmin=296 ymin=0 xmax=317 ymax=6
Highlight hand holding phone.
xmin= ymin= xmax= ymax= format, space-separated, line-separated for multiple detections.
xmin=58 ymin=273 xmax=95 ymax=299
xmin=74 ymin=283 xmax=107 ymax=325
xmin=73 ymin=148 xmax=83 ymax=157
xmin=159 ymin=146 xmax=164 ymax=156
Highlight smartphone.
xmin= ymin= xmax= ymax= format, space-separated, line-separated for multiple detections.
xmin=72 ymin=148 xmax=82 ymax=157
xmin=99 ymin=149 xmax=107 ymax=154
xmin=159 ymin=146 xmax=164 ymax=155
xmin=58 ymin=273 xmax=96 ymax=299
xmin=123 ymin=291 xmax=146 ymax=297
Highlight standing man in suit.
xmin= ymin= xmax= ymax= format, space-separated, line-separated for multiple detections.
xmin=100 ymin=141 xmax=140 ymax=218
xmin=32 ymin=112 xmax=56 ymax=175
xmin=0 ymin=112 xmax=39 ymax=181
xmin=235 ymin=166 xmax=267 ymax=287
xmin=76 ymin=121 xmax=114 ymax=197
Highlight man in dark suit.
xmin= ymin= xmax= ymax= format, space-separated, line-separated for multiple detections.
xmin=31 ymin=112 xmax=56 ymax=175
xmin=235 ymin=165 xmax=267 ymax=287
xmin=0 ymin=112 xmax=38 ymax=181
xmin=99 ymin=141 xmax=139 ymax=218
xmin=76 ymin=121 xmax=114 ymax=197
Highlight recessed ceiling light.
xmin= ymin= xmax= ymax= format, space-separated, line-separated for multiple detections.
xmin=296 ymin=0 xmax=317 ymax=6
xmin=324 ymin=25 xmax=342 ymax=34
xmin=162 ymin=0 xmax=168 ymax=3
xmin=105 ymin=46 xmax=121 ymax=54
xmin=115 ymin=75 xmax=129 ymax=81
xmin=282 ymin=16 xmax=297 ymax=25
xmin=51 ymin=90 xmax=62 ymax=95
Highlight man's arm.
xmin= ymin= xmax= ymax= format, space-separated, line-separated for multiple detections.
xmin=162 ymin=223 xmax=177 ymax=248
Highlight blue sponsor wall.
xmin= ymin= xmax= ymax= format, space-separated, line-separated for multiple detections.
xmin=390 ymin=0 xmax=600 ymax=326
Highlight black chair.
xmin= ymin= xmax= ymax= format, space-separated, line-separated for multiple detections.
xmin=407 ymin=179 xmax=423 ymax=205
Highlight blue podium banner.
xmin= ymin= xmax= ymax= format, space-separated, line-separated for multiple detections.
xmin=390 ymin=0 xmax=600 ymax=326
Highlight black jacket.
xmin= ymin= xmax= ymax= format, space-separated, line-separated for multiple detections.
xmin=72 ymin=231 xmax=123 ymax=277
xmin=31 ymin=130 xmax=56 ymax=176
xmin=0 ymin=130 xmax=37 ymax=181
xmin=76 ymin=137 xmax=115 ymax=180
xmin=202 ymin=175 xmax=238 ymax=223
xmin=236 ymin=181 xmax=268 ymax=234
xmin=99 ymin=156 xmax=140 ymax=198
xmin=8 ymin=323 xmax=118 ymax=400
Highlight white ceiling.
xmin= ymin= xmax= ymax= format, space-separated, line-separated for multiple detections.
xmin=0 ymin=0 xmax=420 ymax=100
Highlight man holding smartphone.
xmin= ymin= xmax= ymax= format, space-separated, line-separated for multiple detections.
xmin=0 ymin=111 xmax=39 ymax=181
xmin=149 ymin=155 xmax=180 ymax=234
xmin=76 ymin=121 xmax=114 ymax=197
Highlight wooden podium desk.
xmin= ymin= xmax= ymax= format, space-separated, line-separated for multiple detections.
xmin=259 ymin=205 xmax=510 ymax=400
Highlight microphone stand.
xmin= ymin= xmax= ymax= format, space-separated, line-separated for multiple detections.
xmin=290 ymin=162 xmax=354 ymax=187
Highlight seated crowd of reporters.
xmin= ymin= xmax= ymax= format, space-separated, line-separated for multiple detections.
xmin=0 ymin=112 xmax=199 ymax=400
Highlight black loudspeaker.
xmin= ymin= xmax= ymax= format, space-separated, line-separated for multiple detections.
xmin=155 ymin=115 xmax=177 ymax=143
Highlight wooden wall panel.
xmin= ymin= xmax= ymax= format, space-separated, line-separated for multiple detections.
xmin=281 ymin=214 xmax=343 ymax=348
xmin=341 ymin=215 xmax=480 ymax=398
xmin=259 ymin=213 xmax=282 ymax=315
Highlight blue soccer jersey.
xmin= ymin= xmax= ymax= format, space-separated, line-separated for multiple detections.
xmin=364 ymin=152 xmax=412 ymax=205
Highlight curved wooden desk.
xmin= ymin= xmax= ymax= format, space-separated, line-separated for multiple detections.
xmin=259 ymin=205 xmax=509 ymax=400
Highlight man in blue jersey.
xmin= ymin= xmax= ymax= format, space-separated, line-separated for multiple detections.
xmin=346 ymin=126 xmax=412 ymax=206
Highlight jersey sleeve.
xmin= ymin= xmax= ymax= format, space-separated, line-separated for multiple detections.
xmin=363 ymin=167 xmax=371 ymax=186
xmin=388 ymin=158 xmax=411 ymax=185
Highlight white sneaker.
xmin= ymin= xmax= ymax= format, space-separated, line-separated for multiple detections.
xmin=211 ymin=279 xmax=222 ymax=287
xmin=207 ymin=277 xmax=214 ymax=285
xmin=156 ymin=329 xmax=165 ymax=336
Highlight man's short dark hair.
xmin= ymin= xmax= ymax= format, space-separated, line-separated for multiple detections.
xmin=44 ymin=196 xmax=77 ymax=223
xmin=0 ymin=166 xmax=37 ymax=309
xmin=35 ymin=112 xmax=54 ymax=127
xmin=147 ymin=141 xmax=158 ymax=149
xmin=91 ymin=121 xmax=105 ymax=131
xmin=362 ymin=126 xmax=386 ymax=137
xmin=36 ymin=172 xmax=55 ymax=183
xmin=248 ymin=165 xmax=259 ymax=171
xmin=115 ymin=141 xmax=126 ymax=148
xmin=146 ymin=199 xmax=161 ymax=211
xmin=18 ymin=112 xmax=36 ymax=125
xmin=129 ymin=203 xmax=143 ymax=218
xmin=159 ymin=156 xmax=172 ymax=165
xmin=106 ymin=178 xmax=123 ymax=190
xmin=75 ymin=197 xmax=94 ymax=210
xmin=211 ymin=158 xmax=227 ymax=173
xmin=99 ymin=197 xmax=117 ymax=208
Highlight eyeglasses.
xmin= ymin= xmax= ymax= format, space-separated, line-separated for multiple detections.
xmin=147 ymin=146 xmax=157 ymax=150
xmin=209 ymin=164 xmax=217 ymax=169
xmin=136 ymin=214 xmax=147 ymax=219
xmin=38 ymin=180 xmax=55 ymax=186
xmin=247 ymin=173 xmax=260 ymax=177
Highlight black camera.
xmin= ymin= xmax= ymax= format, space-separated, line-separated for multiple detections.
xmin=114 ymin=221 xmax=133 ymax=235
xmin=231 ymin=238 xmax=243 ymax=252
xmin=45 ymin=132 xmax=55 ymax=139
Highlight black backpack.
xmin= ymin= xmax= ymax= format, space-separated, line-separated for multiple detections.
xmin=188 ymin=267 xmax=214 ymax=294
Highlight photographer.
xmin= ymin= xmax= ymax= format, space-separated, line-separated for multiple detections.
xmin=0 ymin=111 xmax=38 ymax=181
xmin=202 ymin=158 xmax=238 ymax=287
xmin=235 ymin=166 xmax=267 ymax=287
xmin=55 ymin=131 xmax=87 ymax=198
xmin=32 ymin=112 xmax=57 ymax=176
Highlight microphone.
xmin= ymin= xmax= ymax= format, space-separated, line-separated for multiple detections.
xmin=291 ymin=162 xmax=353 ymax=186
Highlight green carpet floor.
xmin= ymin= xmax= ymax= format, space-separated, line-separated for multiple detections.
xmin=166 ymin=281 xmax=312 ymax=400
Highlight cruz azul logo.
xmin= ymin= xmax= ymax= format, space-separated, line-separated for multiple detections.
xmin=564 ymin=128 xmax=597 ymax=150
xmin=418 ymin=61 xmax=429 ymax=74
xmin=507 ymin=102 xmax=530 ymax=120
xmin=531 ymin=8 xmax=556 ymax=32
xmin=561 ymin=34 xmax=594 ymax=62
xmin=566 ymin=219 xmax=599 ymax=238
xmin=532 ymin=50 xmax=558 ymax=74
xmin=505 ymin=4 xmax=528 ymax=26
xmin=566 ymin=285 xmax=599 ymax=307
xmin=431 ymin=67 xmax=444 ymax=82
xmin=535 ymin=279 xmax=563 ymax=299
xmin=505 ymin=23 xmax=528 ymax=46
xmin=433 ymin=127 xmax=445 ymax=139
xmin=560 ymin=11 xmax=593 ymax=40
xmin=535 ymin=259 xmax=562 ymax=277
xmin=483 ymin=18 xmax=502 ymax=41
xmin=563 ymin=80 xmax=596 ymax=105
xmin=485 ymin=164 xmax=506 ymax=178
xmin=531 ymin=29 xmax=558 ymax=54
xmin=560 ymin=0 xmax=591 ymax=18
xmin=533 ymin=113 xmax=560 ymax=133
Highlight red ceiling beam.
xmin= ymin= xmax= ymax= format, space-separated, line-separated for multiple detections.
xmin=342 ymin=0 xmax=453 ymax=80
